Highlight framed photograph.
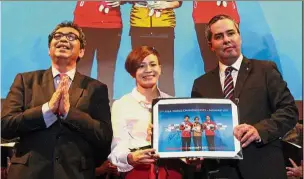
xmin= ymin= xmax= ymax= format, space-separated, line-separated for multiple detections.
xmin=152 ymin=98 xmax=242 ymax=159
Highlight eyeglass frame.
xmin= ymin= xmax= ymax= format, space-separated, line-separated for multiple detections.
xmin=52 ymin=32 xmax=80 ymax=42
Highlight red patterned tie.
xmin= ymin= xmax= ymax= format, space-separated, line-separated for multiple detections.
xmin=223 ymin=67 xmax=235 ymax=100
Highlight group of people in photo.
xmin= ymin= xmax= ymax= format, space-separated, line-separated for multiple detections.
xmin=180 ymin=115 xmax=217 ymax=152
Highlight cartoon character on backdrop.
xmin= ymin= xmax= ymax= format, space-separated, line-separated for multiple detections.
xmin=193 ymin=1 xmax=240 ymax=73
xmin=147 ymin=1 xmax=162 ymax=17
xmin=129 ymin=1 xmax=183 ymax=96
xmin=179 ymin=115 xmax=193 ymax=151
xmin=97 ymin=1 xmax=111 ymax=13
xmin=73 ymin=1 xmax=123 ymax=101
xmin=192 ymin=116 xmax=203 ymax=151
xmin=202 ymin=115 xmax=217 ymax=151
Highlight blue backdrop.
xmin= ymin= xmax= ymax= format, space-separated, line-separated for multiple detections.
xmin=1 ymin=1 xmax=302 ymax=101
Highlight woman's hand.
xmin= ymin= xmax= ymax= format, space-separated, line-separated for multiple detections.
xmin=146 ymin=123 xmax=153 ymax=141
xmin=127 ymin=148 xmax=159 ymax=166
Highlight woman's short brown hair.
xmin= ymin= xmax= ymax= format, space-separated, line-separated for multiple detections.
xmin=125 ymin=46 xmax=160 ymax=77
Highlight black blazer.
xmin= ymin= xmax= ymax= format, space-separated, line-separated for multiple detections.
xmin=1 ymin=68 xmax=113 ymax=179
xmin=191 ymin=58 xmax=298 ymax=179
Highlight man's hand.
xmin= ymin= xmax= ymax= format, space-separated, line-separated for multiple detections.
xmin=48 ymin=90 xmax=62 ymax=114
xmin=127 ymin=148 xmax=159 ymax=166
xmin=286 ymin=158 xmax=303 ymax=177
xmin=146 ymin=123 xmax=153 ymax=141
xmin=95 ymin=160 xmax=119 ymax=176
xmin=48 ymin=79 xmax=65 ymax=114
xmin=295 ymin=123 xmax=303 ymax=134
xmin=233 ymin=123 xmax=261 ymax=148
xmin=58 ymin=76 xmax=70 ymax=117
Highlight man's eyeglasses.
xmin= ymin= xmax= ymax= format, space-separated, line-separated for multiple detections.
xmin=52 ymin=32 xmax=79 ymax=41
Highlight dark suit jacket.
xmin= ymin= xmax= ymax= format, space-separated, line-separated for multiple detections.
xmin=1 ymin=68 xmax=113 ymax=179
xmin=191 ymin=58 xmax=298 ymax=179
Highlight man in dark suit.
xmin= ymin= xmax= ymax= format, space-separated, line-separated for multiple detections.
xmin=191 ymin=14 xmax=298 ymax=179
xmin=1 ymin=21 xmax=113 ymax=179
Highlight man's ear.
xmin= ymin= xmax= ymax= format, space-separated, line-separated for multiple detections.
xmin=79 ymin=49 xmax=85 ymax=58
xmin=208 ymin=42 xmax=214 ymax=52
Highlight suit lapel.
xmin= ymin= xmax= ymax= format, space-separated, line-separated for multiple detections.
xmin=234 ymin=57 xmax=252 ymax=99
xmin=69 ymin=72 xmax=84 ymax=108
xmin=210 ymin=66 xmax=225 ymax=98
xmin=41 ymin=68 xmax=55 ymax=103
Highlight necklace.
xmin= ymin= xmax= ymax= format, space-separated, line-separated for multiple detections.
xmin=139 ymin=101 xmax=152 ymax=112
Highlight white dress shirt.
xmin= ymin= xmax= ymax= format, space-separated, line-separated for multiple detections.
xmin=108 ymin=87 xmax=171 ymax=172
xmin=219 ymin=54 xmax=243 ymax=90
xmin=42 ymin=67 xmax=75 ymax=128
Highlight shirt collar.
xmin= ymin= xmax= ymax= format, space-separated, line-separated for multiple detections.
xmin=131 ymin=87 xmax=168 ymax=104
xmin=52 ymin=67 xmax=76 ymax=81
xmin=219 ymin=54 xmax=243 ymax=73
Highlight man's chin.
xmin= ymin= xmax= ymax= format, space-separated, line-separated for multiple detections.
xmin=53 ymin=55 xmax=72 ymax=62
xmin=221 ymin=53 xmax=239 ymax=60
xmin=54 ymin=53 xmax=69 ymax=58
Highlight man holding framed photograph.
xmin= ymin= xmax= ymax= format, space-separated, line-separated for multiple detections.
xmin=191 ymin=14 xmax=298 ymax=179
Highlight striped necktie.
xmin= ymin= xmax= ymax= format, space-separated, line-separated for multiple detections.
xmin=223 ymin=67 xmax=235 ymax=99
